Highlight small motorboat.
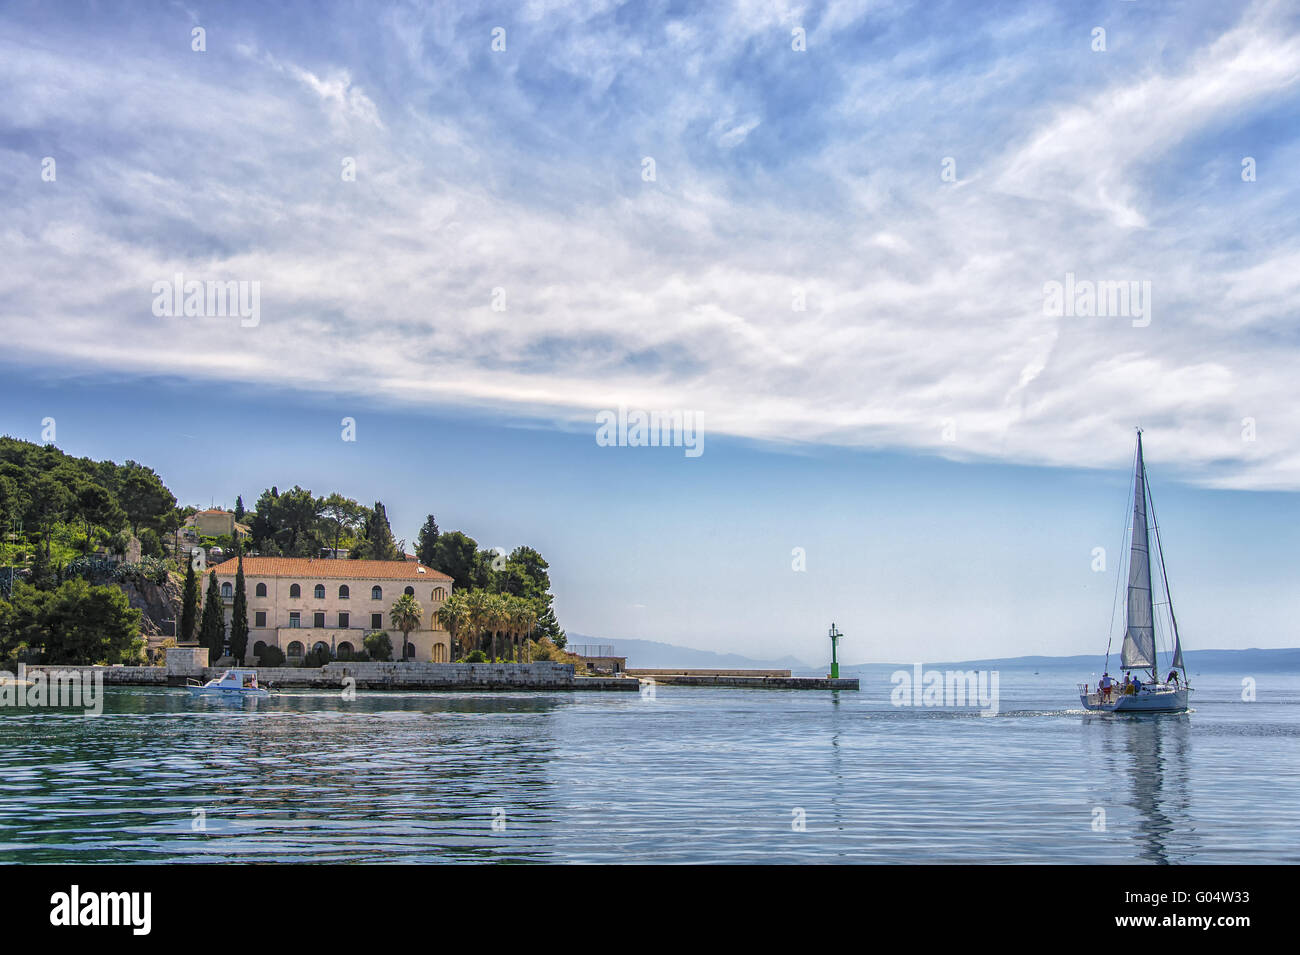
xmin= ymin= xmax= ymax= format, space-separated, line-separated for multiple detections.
xmin=187 ymin=668 xmax=270 ymax=699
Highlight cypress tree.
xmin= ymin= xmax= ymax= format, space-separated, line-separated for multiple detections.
xmin=229 ymin=554 xmax=249 ymax=662
xmin=179 ymin=558 xmax=200 ymax=642
xmin=198 ymin=570 xmax=226 ymax=663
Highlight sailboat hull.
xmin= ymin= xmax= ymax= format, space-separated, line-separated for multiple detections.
xmin=1079 ymin=684 xmax=1189 ymax=713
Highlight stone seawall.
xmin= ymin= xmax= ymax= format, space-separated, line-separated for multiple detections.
xmin=640 ymin=674 xmax=859 ymax=690
xmin=21 ymin=665 xmax=170 ymax=685
xmin=18 ymin=661 xmax=644 ymax=692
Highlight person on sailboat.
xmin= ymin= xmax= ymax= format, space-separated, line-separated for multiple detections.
xmin=1167 ymin=670 xmax=1179 ymax=686
xmin=1099 ymin=672 xmax=1114 ymax=701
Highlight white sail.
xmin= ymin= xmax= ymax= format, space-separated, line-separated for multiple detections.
xmin=1121 ymin=433 xmax=1156 ymax=670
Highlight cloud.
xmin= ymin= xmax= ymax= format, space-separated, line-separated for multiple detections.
xmin=2 ymin=0 xmax=1300 ymax=489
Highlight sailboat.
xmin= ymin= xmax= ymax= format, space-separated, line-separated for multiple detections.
xmin=1079 ymin=430 xmax=1191 ymax=713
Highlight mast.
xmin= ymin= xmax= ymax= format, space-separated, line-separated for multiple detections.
xmin=1120 ymin=429 xmax=1158 ymax=680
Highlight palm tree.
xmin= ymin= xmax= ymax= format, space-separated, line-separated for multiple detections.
xmin=486 ymin=593 xmax=508 ymax=661
xmin=436 ymin=592 xmax=468 ymax=661
xmin=388 ymin=593 xmax=423 ymax=662
xmin=464 ymin=590 xmax=492 ymax=658
xmin=518 ymin=600 xmax=537 ymax=662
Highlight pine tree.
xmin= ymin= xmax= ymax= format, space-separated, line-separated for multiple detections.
xmin=229 ymin=554 xmax=249 ymax=662
xmin=198 ymin=570 xmax=226 ymax=663
xmin=362 ymin=501 xmax=399 ymax=561
xmin=233 ymin=495 xmax=245 ymax=523
xmin=415 ymin=514 xmax=440 ymax=567
xmin=179 ymin=558 xmax=200 ymax=642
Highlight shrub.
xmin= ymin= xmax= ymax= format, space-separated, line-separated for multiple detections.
xmin=363 ymin=631 xmax=392 ymax=662
xmin=302 ymin=645 xmax=332 ymax=667
xmin=463 ymin=649 xmax=488 ymax=663
xmin=258 ymin=645 xmax=286 ymax=667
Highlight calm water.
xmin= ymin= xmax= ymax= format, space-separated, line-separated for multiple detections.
xmin=1 ymin=666 xmax=1297 ymax=863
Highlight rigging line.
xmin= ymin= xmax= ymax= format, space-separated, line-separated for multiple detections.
xmin=1146 ymin=472 xmax=1185 ymax=676
xmin=1105 ymin=438 xmax=1138 ymax=668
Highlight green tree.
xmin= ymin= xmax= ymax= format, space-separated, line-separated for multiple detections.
xmin=320 ymin=493 xmax=364 ymax=557
xmin=118 ymin=463 xmax=177 ymax=537
xmin=430 ymin=531 xmax=483 ymax=590
xmin=229 ymin=554 xmax=249 ymax=662
xmin=25 ymin=472 xmax=71 ymax=558
xmin=353 ymin=501 xmax=399 ymax=561
xmin=179 ymin=557 xmax=200 ymax=642
xmin=388 ymin=592 xmax=423 ymax=662
xmin=436 ymin=591 xmax=468 ymax=661
xmin=198 ymin=570 xmax=226 ymax=662
xmin=7 ymin=579 xmax=145 ymax=665
xmin=233 ymin=494 xmax=245 ymax=523
xmin=72 ymin=482 xmax=124 ymax=555
xmin=415 ymin=514 xmax=440 ymax=567
xmin=363 ymin=630 xmax=393 ymax=662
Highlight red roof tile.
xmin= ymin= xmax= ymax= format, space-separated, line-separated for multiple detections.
xmin=209 ymin=557 xmax=453 ymax=581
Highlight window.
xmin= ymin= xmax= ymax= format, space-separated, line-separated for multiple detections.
xmin=287 ymin=641 xmax=304 ymax=658
xmin=371 ymin=613 xmax=383 ymax=630
xmin=313 ymin=612 xmax=325 ymax=629
xmin=405 ymin=643 xmax=416 ymax=659
xmin=371 ymin=586 xmax=382 ymax=600
xmin=220 ymin=582 xmax=232 ymax=598
xmin=255 ymin=582 xmax=267 ymax=598
xmin=338 ymin=642 xmax=354 ymax=661
xmin=289 ymin=612 xmax=301 ymax=628
xmin=433 ymin=587 xmax=446 ymax=601
xmin=253 ymin=640 xmax=267 ymax=658
xmin=314 ymin=584 xmax=326 ymax=599
xmin=339 ymin=585 xmax=350 ymax=599
xmin=433 ymin=643 xmax=446 ymax=663
xmin=289 ymin=583 xmax=301 ymax=599
xmin=404 ymin=586 xmax=415 ymax=596
xmin=313 ymin=641 xmax=329 ymax=655
xmin=338 ymin=612 xmax=349 ymax=629
xmin=254 ymin=611 xmax=266 ymax=628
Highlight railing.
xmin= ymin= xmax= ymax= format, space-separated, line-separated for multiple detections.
xmin=568 ymin=644 xmax=616 ymax=658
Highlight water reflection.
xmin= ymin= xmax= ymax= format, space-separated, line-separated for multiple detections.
xmin=1092 ymin=713 xmax=1196 ymax=864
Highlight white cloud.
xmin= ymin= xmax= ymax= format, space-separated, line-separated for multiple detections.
xmin=2 ymin=1 xmax=1300 ymax=490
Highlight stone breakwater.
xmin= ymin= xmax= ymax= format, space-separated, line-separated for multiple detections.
xmin=19 ymin=661 xmax=640 ymax=692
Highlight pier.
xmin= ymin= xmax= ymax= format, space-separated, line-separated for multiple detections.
xmin=627 ymin=668 xmax=859 ymax=690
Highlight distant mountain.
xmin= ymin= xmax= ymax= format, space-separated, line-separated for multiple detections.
xmin=566 ymin=634 xmax=810 ymax=670
xmin=829 ymin=647 xmax=1300 ymax=676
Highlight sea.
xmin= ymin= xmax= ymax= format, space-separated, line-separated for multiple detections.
xmin=1 ymin=663 xmax=1296 ymax=864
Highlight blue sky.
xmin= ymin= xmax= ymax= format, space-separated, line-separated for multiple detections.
xmin=2 ymin=1 xmax=1299 ymax=662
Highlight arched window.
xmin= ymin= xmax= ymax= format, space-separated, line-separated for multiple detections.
xmin=220 ymin=582 xmax=232 ymax=598
xmin=255 ymin=582 xmax=267 ymax=597
xmin=371 ymin=586 xmax=382 ymax=600
xmin=253 ymin=640 xmax=267 ymax=658
xmin=338 ymin=585 xmax=350 ymax=599
xmin=289 ymin=583 xmax=301 ymax=599
xmin=405 ymin=643 xmax=416 ymax=659
xmin=433 ymin=643 xmax=446 ymax=663
xmin=286 ymin=641 xmax=305 ymax=658
xmin=432 ymin=587 xmax=446 ymax=601
xmin=404 ymin=586 xmax=415 ymax=596
xmin=313 ymin=641 xmax=329 ymax=656
xmin=314 ymin=584 xmax=325 ymax=599
xmin=337 ymin=642 xmax=354 ymax=661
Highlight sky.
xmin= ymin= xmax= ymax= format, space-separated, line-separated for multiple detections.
xmin=2 ymin=1 xmax=1299 ymax=664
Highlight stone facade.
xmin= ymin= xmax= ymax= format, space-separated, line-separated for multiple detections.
xmin=207 ymin=557 xmax=454 ymax=664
